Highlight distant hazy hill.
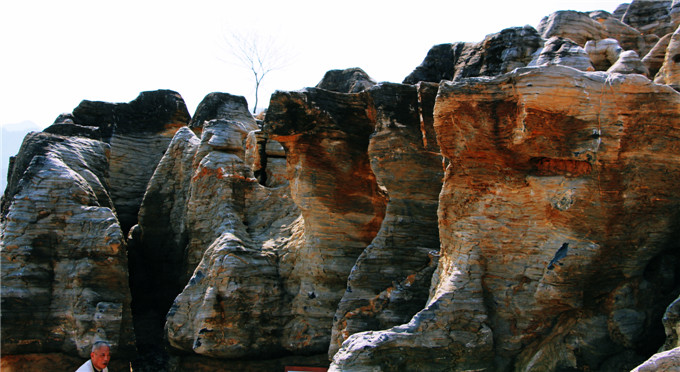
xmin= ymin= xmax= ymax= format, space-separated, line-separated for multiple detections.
xmin=1 ymin=121 xmax=40 ymax=192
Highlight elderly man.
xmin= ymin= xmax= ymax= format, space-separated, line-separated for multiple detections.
xmin=75 ymin=341 xmax=111 ymax=372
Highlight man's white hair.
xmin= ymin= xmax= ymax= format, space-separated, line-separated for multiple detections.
xmin=91 ymin=340 xmax=111 ymax=353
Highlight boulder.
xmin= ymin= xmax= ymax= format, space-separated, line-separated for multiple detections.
xmin=188 ymin=92 xmax=256 ymax=131
xmin=529 ymin=36 xmax=594 ymax=71
xmin=585 ymin=38 xmax=624 ymax=70
xmin=315 ymin=67 xmax=377 ymax=93
xmin=607 ymin=50 xmax=651 ymax=76
xmin=590 ymin=10 xmax=651 ymax=56
xmin=538 ymin=10 xmax=607 ymax=46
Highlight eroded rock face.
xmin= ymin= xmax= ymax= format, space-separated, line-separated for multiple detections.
xmin=403 ymin=26 xmax=543 ymax=84
xmin=331 ymin=65 xmax=680 ymax=371
xmin=133 ymin=93 xmax=305 ymax=360
xmin=316 ymin=67 xmax=377 ymax=93
xmin=264 ymin=87 xmax=388 ymax=354
xmin=622 ymin=0 xmax=675 ymax=37
xmin=655 ymin=25 xmax=680 ymax=88
xmin=69 ymin=90 xmax=191 ymax=232
xmin=529 ymin=36 xmax=593 ymax=70
xmin=1 ymin=132 xmax=135 ymax=367
xmin=328 ymin=82 xmax=444 ymax=357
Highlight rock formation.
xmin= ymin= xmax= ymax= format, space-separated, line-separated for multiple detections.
xmin=331 ymin=64 xmax=680 ymax=372
xmin=1 ymin=132 xmax=135 ymax=372
xmin=4 ymin=1 xmax=680 ymax=372
xmin=68 ymin=90 xmax=191 ymax=233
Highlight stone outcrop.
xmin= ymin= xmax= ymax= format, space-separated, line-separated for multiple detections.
xmin=1 ymin=131 xmax=135 ymax=371
xmin=622 ymin=0 xmax=675 ymax=37
xmin=328 ymin=82 xmax=444 ymax=357
xmin=608 ymin=50 xmax=650 ymax=75
xmin=403 ymin=26 xmax=543 ymax=84
xmin=5 ymin=2 xmax=680 ymax=371
xmin=315 ymin=67 xmax=377 ymax=93
xmin=68 ymin=90 xmax=191 ymax=232
xmin=331 ymin=65 xmax=680 ymax=371
xmin=529 ymin=36 xmax=593 ymax=70
xmin=585 ymin=38 xmax=623 ymax=70
xmin=655 ymin=25 xmax=680 ymax=88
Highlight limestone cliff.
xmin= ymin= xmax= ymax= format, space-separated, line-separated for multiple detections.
xmin=3 ymin=1 xmax=680 ymax=371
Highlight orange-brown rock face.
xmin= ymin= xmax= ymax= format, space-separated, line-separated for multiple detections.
xmin=331 ymin=65 xmax=680 ymax=371
xmin=264 ymin=87 xmax=388 ymax=353
xmin=328 ymin=82 xmax=444 ymax=357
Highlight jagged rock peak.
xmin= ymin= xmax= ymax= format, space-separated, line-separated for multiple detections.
xmin=188 ymin=92 xmax=256 ymax=130
xmin=622 ymin=0 xmax=675 ymax=37
xmin=315 ymin=67 xmax=377 ymax=93
xmin=70 ymin=89 xmax=191 ymax=139
xmin=403 ymin=26 xmax=543 ymax=84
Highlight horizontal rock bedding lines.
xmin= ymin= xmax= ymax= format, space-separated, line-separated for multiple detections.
xmin=3 ymin=1 xmax=680 ymax=371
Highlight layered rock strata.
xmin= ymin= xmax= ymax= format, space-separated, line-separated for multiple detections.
xmin=1 ymin=131 xmax=135 ymax=370
xmin=67 ymin=90 xmax=191 ymax=232
xmin=331 ymin=65 xmax=680 ymax=371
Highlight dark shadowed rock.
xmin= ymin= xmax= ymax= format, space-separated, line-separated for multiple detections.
xmin=622 ymin=0 xmax=674 ymax=37
xmin=42 ymin=123 xmax=102 ymax=140
xmin=403 ymin=26 xmax=543 ymax=84
xmin=402 ymin=43 xmax=460 ymax=84
xmin=72 ymin=89 xmax=190 ymax=139
xmin=69 ymin=90 xmax=191 ymax=232
xmin=188 ymin=92 xmax=256 ymax=130
xmin=316 ymin=67 xmax=377 ymax=93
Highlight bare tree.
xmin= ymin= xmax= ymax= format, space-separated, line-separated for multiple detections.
xmin=221 ymin=30 xmax=291 ymax=114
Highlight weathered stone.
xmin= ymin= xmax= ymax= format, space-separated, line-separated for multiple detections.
xmin=655 ymin=25 xmax=680 ymax=88
xmin=632 ymin=347 xmax=680 ymax=372
xmin=328 ymin=82 xmax=444 ymax=357
xmin=403 ymin=26 xmax=543 ymax=84
xmin=135 ymin=92 xmax=303 ymax=360
xmin=331 ymin=65 xmax=680 ymax=371
xmin=590 ymin=10 xmax=651 ymax=55
xmin=70 ymin=89 xmax=191 ymax=233
xmin=264 ymin=87 xmax=388 ymax=354
xmin=538 ymin=10 xmax=607 ymax=46
xmin=529 ymin=36 xmax=594 ymax=71
xmin=622 ymin=0 xmax=675 ymax=37
xmin=673 ymin=0 xmax=680 ymax=27
xmin=42 ymin=123 xmax=102 ymax=140
xmin=608 ymin=50 xmax=651 ymax=76
xmin=402 ymin=43 xmax=461 ymax=84
xmin=188 ymin=92 xmax=256 ymax=131
xmin=586 ymin=38 xmax=624 ymax=70
xmin=662 ymin=296 xmax=680 ymax=350
xmin=1 ymin=132 xmax=135 ymax=364
xmin=614 ymin=3 xmax=631 ymax=20
xmin=315 ymin=67 xmax=377 ymax=93
xmin=643 ymin=33 xmax=673 ymax=77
